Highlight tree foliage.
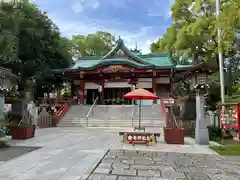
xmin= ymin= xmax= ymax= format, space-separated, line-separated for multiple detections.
xmin=151 ymin=0 xmax=240 ymax=99
xmin=0 ymin=0 xmax=72 ymax=97
xmin=71 ymin=31 xmax=116 ymax=57
xmin=151 ymin=0 xmax=240 ymax=65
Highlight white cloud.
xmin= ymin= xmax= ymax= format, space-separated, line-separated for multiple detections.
xmin=37 ymin=0 xmax=172 ymax=54
xmin=72 ymin=2 xmax=84 ymax=13
xmin=147 ymin=0 xmax=172 ymax=19
xmin=72 ymin=0 xmax=100 ymax=14
xmin=52 ymin=17 xmax=157 ymax=54
xmin=108 ymin=1 xmax=127 ymax=8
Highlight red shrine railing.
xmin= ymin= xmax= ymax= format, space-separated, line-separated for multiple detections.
xmin=52 ymin=99 xmax=71 ymax=126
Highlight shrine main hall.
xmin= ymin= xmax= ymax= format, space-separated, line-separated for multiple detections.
xmin=53 ymin=38 xmax=209 ymax=105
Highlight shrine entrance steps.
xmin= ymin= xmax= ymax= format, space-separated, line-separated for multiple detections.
xmin=57 ymin=104 xmax=166 ymax=127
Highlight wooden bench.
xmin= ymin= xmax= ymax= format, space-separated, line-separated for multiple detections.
xmin=119 ymin=131 xmax=160 ymax=145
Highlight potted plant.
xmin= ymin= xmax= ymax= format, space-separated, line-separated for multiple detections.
xmin=9 ymin=110 xmax=36 ymax=140
xmin=164 ymin=103 xmax=184 ymax=145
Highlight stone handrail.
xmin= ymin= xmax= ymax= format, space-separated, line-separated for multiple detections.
xmin=86 ymin=96 xmax=99 ymax=122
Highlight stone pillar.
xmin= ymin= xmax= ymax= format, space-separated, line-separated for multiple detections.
xmin=0 ymin=92 xmax=5 ymax=135
xmin=131 ymin=84 xmax=136 ymax=105
xmin=79 ymin=81 xmax=85 ymax=104
xmin=0 ymin=92 xmax=5 ymax=120
xmin=195 ymin=89 xmax=209 ymax=145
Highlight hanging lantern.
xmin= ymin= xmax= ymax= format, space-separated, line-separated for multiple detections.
xmin=98 ymin=85 xmax=102 ymax=93
xmin=132 ymin=85 xmax=136 ymax=90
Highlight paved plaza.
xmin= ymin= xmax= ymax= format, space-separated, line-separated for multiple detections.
xmin=0 ymin=127 xmax=117 ymax=180
xmin=0 ymin=127 xmax=239 ymax=180
xmin=88 ymin=150 xmax=240 ymax=180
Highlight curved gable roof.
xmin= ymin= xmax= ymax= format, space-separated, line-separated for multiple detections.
xmin=100 ymin=38 xmax=150 ymax=65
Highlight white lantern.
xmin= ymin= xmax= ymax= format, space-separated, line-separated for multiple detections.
xmin=98 ymin=85 xmax=102 ymax=93
xmin=132 ymin=85 xmax=135 ymax=90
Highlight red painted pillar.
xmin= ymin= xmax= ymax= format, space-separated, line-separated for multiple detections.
xmin=79 ymin=81 xmax=85 ymax=104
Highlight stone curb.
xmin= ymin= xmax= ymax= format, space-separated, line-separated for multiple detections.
xmin=79 ymin=138 xmax=117 ymax=180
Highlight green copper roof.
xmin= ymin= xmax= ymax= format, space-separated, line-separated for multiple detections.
xmin=175 ymin=64 xmax=194 ymax=69
xmin=140 ymin=53 xmax=173 ymax=67
xmin=52 ymin=38 xmax=196 ymax=73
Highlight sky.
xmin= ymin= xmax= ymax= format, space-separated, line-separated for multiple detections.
xmin=31 ymin=0 xmax=173 ymax=54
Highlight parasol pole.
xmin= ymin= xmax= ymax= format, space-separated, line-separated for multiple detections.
xmin=139 ymin=100 xmax=141 ymax=128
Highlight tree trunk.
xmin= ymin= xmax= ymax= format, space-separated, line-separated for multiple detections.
xmin=11 ymin=78 xmax=30 ymax=124
xmin=56 ymin=88 xmax=60 ymax=104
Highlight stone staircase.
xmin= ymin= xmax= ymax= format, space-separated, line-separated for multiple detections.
xmin=57 ymin=104 xmax=166 ymax=127
xmin=57 ymin=105 xmax=90 ymax=127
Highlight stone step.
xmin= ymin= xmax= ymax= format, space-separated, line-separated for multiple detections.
xmin=58 ymin=104 xmax=165 ymax=127
xmin=59 ymin=119 xmax=165 ymax=127
xmin=57 ymin=122 xmax=85 ymax=127
xmin=84 ymin=119 xmax=165 ymax=127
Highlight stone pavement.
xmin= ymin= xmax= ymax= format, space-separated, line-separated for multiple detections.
xmin=87 ymin=149 xmax=240 ymax=180
xmin=0 ymin=127 xmax=238 ymax=180
xmin=0 ymin=127 xmax=118 ymax=180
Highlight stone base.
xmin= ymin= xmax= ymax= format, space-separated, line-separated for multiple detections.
xmin=195 ymin=128 xmax=209 ymax=145
xmin=0 ymin=136 xmax=12 ymax=143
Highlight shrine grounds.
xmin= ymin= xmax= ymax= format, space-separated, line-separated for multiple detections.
xmin=0 ymin=127 xmax=240 ymax=180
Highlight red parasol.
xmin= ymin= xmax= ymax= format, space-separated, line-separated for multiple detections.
xmin=123 ymin=88 xmax=159 ymax=129
xmin=123 ymin=88 xmax=159 ymax=100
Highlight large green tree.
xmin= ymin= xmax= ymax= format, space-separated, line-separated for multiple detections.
xmin=0 ymin=1 xmax=22 ymax=60
xmin=151 ymin=0 xmax=240 ymax=105
xmin=0 ymin=0 xmax=72 ymax=98
xmin=71 ymin=31 xmax=116 ymax=57
xmin=151 ymin=0 xmax=240 ymax=64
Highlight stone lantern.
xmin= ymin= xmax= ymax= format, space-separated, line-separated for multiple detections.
xmin=0 ymin=67 xmax=19 ymax=138
xmin=191 ymin=72 xmax=209 ymax=89
xmin=191 ymin=71 xmax=210 ymax=145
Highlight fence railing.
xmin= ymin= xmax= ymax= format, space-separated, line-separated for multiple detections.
xmin=38 ymin=107 xmax=52 ymax=128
